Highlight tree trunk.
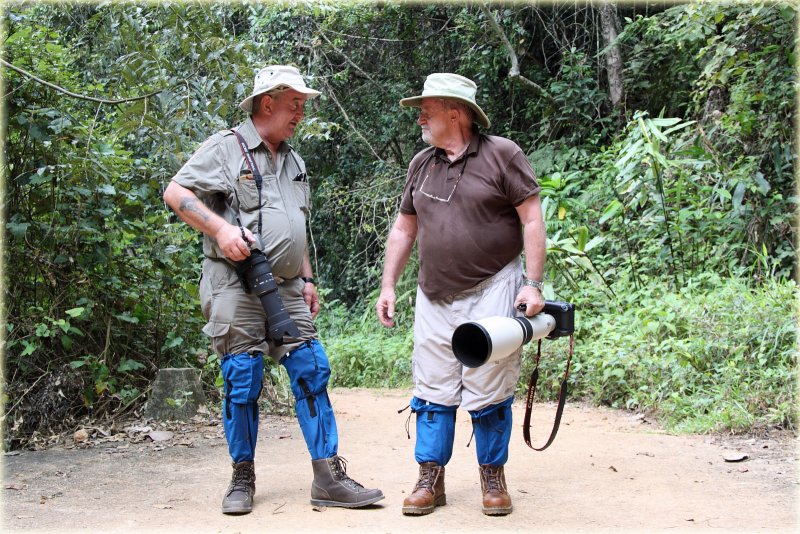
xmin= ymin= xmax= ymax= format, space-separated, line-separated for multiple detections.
xmin=599 ymin=3 xmax=625 ymax=112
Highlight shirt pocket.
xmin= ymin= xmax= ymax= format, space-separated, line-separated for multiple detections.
xmin=292 ymin=180 xmax=311 ymax=213
xmin=235 ymin=173 xmax=278 ymax=213
xmin=234 ymin=173 xmax=260 ymax=213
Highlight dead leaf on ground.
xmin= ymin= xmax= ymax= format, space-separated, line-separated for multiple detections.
xmin=312 ymin=505 xmax=327 ymax=512
xmin=5 ymin=483 xmax=28 ymax=491
xmin=73 ymin=429 xmax=89 ymax=443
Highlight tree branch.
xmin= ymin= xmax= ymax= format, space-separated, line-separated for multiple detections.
xmin=1 ymin=58 xmax=162 ymax=105
xmin=318 ymin=57 xmax=383 ymax=162
xmin=480 ymin=5 xmax=556 ymax=105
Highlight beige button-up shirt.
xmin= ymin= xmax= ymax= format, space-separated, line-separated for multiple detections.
xmin=171 ymin=117 xmax=310 ymax=279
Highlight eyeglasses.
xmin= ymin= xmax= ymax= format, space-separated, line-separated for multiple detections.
xmin=417 ymin=154 xmax=469 ymax=203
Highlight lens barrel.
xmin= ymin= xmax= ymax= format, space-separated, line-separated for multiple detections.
xmin=244 ymin=250 xmax=301 ymax=345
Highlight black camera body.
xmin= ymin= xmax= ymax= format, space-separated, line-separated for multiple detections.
xmin=542 ymin=300 xmax=575 ymax=339
xmin=236 ymin=239 xmax=301 ymax=346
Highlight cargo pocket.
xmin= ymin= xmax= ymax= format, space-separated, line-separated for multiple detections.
xmin=202 ymin=321 xmax=231 ymax=357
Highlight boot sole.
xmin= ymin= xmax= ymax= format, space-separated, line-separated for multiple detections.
xmin=221 ymin=504 xmax=253 ymax=515
xmin=482 ymin=505 xmax=513 ymax=516
xmin=402 ymin=495 xmax=446 ymax=515
xmin=310 ymin=493 xmax=385 ymax=508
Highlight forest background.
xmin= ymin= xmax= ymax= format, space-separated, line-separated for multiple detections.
xmin=1 ymin=0 xmax=797 ymax=450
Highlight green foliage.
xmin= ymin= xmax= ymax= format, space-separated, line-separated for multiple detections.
xmin=565 ymin=275 xmax=797 ymax=433
xmin=315 ymin=289 xmax=414 ymax=389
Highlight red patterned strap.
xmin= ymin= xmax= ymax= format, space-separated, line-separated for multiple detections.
xmin=522 ymin=335 xmax=574 ymax=451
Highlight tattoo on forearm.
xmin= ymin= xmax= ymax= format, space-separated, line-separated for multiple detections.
xmin=179 ymin=196 xmax=210 ymax=222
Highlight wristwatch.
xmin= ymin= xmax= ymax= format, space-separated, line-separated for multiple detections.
xmin=301 ymin=277 xmax=316 ymax=285
xmin=522 ymin=278 xmax=544 ymax=290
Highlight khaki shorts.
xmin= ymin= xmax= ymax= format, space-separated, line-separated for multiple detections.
xmin=412 ymin=259 xmax=523 ymax=412
xmin=199 ymin=258 xmax=317 ymax=361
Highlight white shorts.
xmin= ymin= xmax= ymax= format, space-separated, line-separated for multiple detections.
xmin=411 ymin=259 xmax=523 ymax=412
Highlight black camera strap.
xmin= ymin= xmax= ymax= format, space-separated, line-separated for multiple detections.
xmin=231 ymin=129 xmax=264 ymax=236
xmin=522 ymin=334 xmax=574 ymax=451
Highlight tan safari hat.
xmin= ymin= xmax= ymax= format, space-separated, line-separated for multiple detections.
xmin=400 ymin=72 xmax=491 ymax=129
xmin=239 ymin=65 xmax=321 ymax=113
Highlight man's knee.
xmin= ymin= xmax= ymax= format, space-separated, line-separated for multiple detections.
xmin=221 ymin=352 xmax=264 ymax=405
xmin=281 ymin=340 xmax=330 ymax=402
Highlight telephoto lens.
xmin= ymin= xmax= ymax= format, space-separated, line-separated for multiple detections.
xmin=241 ymin=248 xmax=301 ymax=346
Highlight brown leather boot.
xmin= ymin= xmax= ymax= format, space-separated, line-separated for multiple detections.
xmin=479 ymin=464 xmax=512 ymax=515
xmin=402 ymin=462 xmax=446 ymax=515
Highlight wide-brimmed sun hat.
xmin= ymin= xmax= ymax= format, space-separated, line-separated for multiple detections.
xmin=400 ymin=72 xmax=491 ymax=129
xmin=238 ymin=65 xmax=321 ymax=113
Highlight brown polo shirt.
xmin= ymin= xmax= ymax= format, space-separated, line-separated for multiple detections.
xmin=171 ymin=117 xmax=310 ymax=280
xmin=400 ymin=133 xmax=540 ymax=300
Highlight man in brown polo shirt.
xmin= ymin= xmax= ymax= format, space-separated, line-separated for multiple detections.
xmin=376 ymin=73 xmax=546 ymax=516
xmin=164 ymin=65 xmax=383 ymax=515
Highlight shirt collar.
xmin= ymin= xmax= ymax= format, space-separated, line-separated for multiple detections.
xmin=433 ymin=132 xmax=480 ymax=163
xmin=239 ymin=117 xmax=293 ymax=154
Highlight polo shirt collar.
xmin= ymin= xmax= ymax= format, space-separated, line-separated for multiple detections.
xmin=433 ymin=132 xmax=481 ymax=163
xmin=239 ymin=117 xmax=293 ymax=154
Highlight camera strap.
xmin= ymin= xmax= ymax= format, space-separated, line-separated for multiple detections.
xmin=231 ymin=129 xmax=264 ymax=236
xmin=522 ymin=334 xmax=574 ymax=451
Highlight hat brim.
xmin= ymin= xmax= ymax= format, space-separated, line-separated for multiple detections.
xmin=239 ymin=84 xmax=322 ymax=113
xmin=400 ymin=95 xmax=491 ymax=129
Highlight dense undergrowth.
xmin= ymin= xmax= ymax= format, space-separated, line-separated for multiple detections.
xmin=314 ymin=275 xmax=797 ymax=435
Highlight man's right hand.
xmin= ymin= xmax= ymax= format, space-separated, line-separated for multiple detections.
xmin=215 ymin=223 xmax=255 ymax=262
xmin=376 ymin=288 xmax=397 ymax=328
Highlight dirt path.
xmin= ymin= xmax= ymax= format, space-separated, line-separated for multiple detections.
xmin=3 ymin=388 xmax=798 ymax=533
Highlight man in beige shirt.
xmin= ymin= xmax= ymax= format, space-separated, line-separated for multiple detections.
xmin=164 ymin=65 xmax=383 ymax=515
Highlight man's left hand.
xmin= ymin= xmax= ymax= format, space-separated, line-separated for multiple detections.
xmin=303 ymin=281 xmax=320 ymax=319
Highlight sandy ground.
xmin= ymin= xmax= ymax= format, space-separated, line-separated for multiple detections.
xmin=2 ymin=387 xmax=798 ymax=533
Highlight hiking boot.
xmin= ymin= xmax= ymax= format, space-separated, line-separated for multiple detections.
xmin=221 ymin=461 xmax=256 ymax=515
xmin=310 ymin=455 xmax=385 ymax=508
xmin=479 ymin=464 xmax=512 ymax=515
xmin=402 ymin=462 xmax=446 ymax=515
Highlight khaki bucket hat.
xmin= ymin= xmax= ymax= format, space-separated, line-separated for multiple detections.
xmin=239 ymin=65 xmax=321 ymax=113
xmin=400 ymin=72 xmax=491 ymax=129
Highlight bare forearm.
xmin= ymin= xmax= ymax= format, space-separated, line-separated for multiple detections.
xmin=376 ymin=213 xmax=417 ymax=328
xmin=522 ymin=220 xmax=546 ymax=281
xmin=301 ymin=250 xmax=314 ymax=279
xmin=381 ymin=225 xmax=415 ymax=290
xmin=163 ymin=181 xmax=225 ymax=237
xmin=163 ymin=181 xmax=254 ymax=261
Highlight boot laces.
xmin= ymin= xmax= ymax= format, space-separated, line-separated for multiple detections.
xmin=414 ymin=465 xmax=439 ymax=492
xmin=482 ymin=467 xmax=503 ymax=492
xmin=330 ymin=456 xmax=365 ymax=491
xmin=228 ymin=464 xmax=255 ymax=495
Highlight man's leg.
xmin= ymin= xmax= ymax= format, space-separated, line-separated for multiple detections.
xmin=220 ymin=351 xmax=264 ymax=514
xmin=281 ymin=339 xmax=383 ymax=507
xmin=402 ymin=397 xmax=456 ymax=515
xmin=470 ymin=396 xmax=514 ymax=516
